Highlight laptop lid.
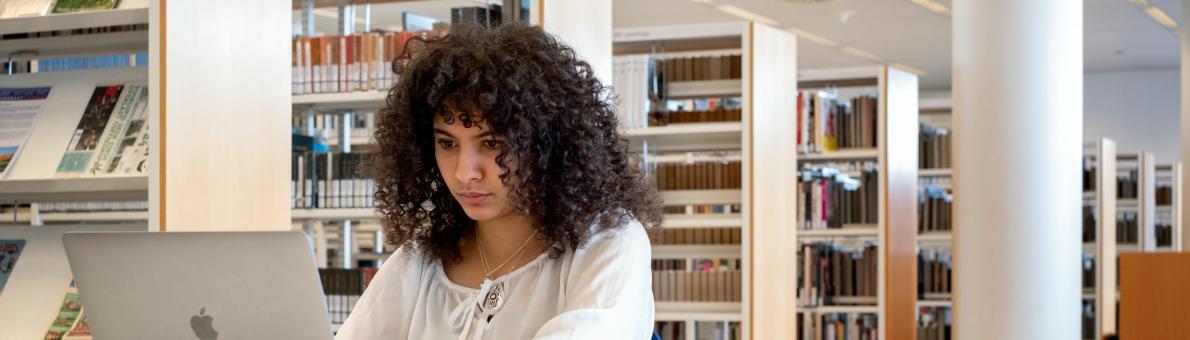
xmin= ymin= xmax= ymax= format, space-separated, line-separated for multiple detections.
xmin=63 ymin=231 xmax=333 ymax=340
xmin=0 ymin=224 xmax=144 ymax=340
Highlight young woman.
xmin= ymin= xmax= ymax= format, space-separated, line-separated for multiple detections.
xmin=334 ymin=23 xmax=663 ymax=340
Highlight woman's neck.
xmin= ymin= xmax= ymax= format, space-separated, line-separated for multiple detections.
xmin=474 ymin=212 xmax=541 ymax=273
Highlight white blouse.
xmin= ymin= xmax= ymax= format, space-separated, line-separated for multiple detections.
xmin=334 ymin=221 xmax=655 ymax=340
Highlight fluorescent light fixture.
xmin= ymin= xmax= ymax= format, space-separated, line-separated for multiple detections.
xmin=1130 ymin=0 xmax=1149 ymax=5
xmin=1144 ymin=6 xmax=1177 ymax=29
xmin=688 ymin=0 xmax=713 ymax=3
xmin=908 ymin=0 xmax=950 ymax=16
xmin=788 ymin=27 xmax=838 ymax=47
xmin=841 ymin=46 xmax=882 ymax=61
xmin=716 ymin=4 xmax=779 ymax=26
xmin=892 ymin=63 xmax=927 ymax=76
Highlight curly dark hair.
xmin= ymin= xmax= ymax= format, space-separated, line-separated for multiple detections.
xmin=368 ymin=23 xmax=663 ymax=263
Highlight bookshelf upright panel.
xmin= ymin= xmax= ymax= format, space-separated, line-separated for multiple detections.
xmin=743 ymin=22 xmax=798 ymax=340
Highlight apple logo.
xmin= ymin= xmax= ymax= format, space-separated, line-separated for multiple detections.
xmin=190 ymin=307 xmax=218 ymax=340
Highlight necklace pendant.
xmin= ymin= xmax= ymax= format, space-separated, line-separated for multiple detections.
xmin=478 ymin=281 xmax=505 ymax=313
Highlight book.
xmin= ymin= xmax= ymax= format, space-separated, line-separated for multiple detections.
xmin=1116 ymin=211 xmax=1138 ymax=245
xmin=797 ymin=312 xmax=878 ymax=340
xmin=0 ymin=239 xmax=26 ymax=296
xmin=918 ymin=182 xmax=952 ymax=234
xmin=797 ymin=93 xmax=877 ymax=154
xmin=292 ymin=31 xmax=442 ymax=95
xmin=920 ymin=123 xmax=951 ymax=170
xmin=0 ymin=0 xmax=53 ymax=18
xmin=650 ymin=259 xmax=741 ymax=302
xmin=55 ymin=83 xmax=149 ymax=178
xmin=654 ymin=160 xmax=741 ymax=191
xmin=43 ymin=282 xmax=83 ymax=340
xmin=917 ymin=249 xmax=952 ymax=297
xmin=797 ymin=163 xmax=878 ymax=230
xmin=0 ymin=87 xmax=52 ymax=179
xmin=50 ymin=0 xmax=116 ymax=14
xmin=916 ymin=306 xmax=951 ymax=340
xmin=292 ymin=152 xmax=373 ymax=209
xmin=797 ymin=243 xmax=878 ymax=307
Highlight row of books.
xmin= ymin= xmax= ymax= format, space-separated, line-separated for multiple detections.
xmin=919 ymin=123 xmax=951 ymax=170
xmin=1116 ymin=211 xmax=1138 ymax=244
xmin=318 ymin=267 xmax=379 ymax=324
xmin=649 ymin=227 xmax=741 ymax=245
xmin=1117 ymin=170 xmax=1138 ymax=199
xmin=292 ymin=31 xmax=442 ymax=95
xmin=654 ymin=321 xmax=742 ymax=340
xmin=1157 ymin=223 xmax=1174 ymax=247
xmin=1082 ymin=206 xmax=1097 ymax=243
xmin=1082 ymin=157 xmax=1096 ymax=192
xmin=291 ymin=152 xmax=374 ymax=209
xmin=292 ymin=111 xmax=377 ymax=145
xmin=1082 ymin=301 xmax=1095 ymax=340
xmin=652 ymin=108 xmax=742 ymax=126
xmin=917 ymin=307 xmax=952 ymax=340
xmin=652 ymin=269 xmax=742 ymax=303
xmin=0 ymin=0 xmax=145 ymax=19
xmin=1157 ymin=184 xmax=1173 ymax=206
xmin=36 ymin=201 xmax=147 ymax=212
xmin=798 ymin=243 xmax=879 ymax=307
xmin=918 ymin=249 xmax=952 ymax=297
xmin=797 ymin=166 xmax=878 ymax=229
xmin=797 ymin=313 xmax=878 ymax=340
xmin=2 ymin=52 xmax=148 ymax=75
xmin=612 ymin=54 xmax=661 ymax=130
xmin=652 ymin=161 xmax=741 ymax=191
xmin=1082 ymin=255 xmax=1095 ymax=289
xmin=796 ymin=92 xmax=878 ymax=154
xmin=661 ymin=54 xmax=742 ymax=83
xmin=661 ymin=205 xmax=741 ymax=215
xmin=919 ymin=184 xmax=952 ymax=233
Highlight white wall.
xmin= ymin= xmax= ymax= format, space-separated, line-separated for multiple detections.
xmin=1084 ymin=68 xmax=1181 ymax=163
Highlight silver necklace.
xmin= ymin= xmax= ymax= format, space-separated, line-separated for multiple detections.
xmin=475 ymin=228 xmax=538 ymax=312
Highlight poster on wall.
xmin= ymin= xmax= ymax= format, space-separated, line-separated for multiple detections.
xmin=0 ymin=87 xmax=51 ymax=179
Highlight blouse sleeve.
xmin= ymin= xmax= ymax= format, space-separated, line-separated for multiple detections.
xmin=334 ymin=247 xmax=422 ymax=340
xmin=531 ymin=221 xmax=656 ymax=340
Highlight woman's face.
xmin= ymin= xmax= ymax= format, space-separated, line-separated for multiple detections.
xmin=432 ymin=113 xmax=519 ymax=223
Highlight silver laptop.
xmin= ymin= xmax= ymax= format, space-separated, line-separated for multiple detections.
xmin=0 ymin=224 xmax=144 ymax=340
xmin=63 ymin=231 xmax=333 ymax=340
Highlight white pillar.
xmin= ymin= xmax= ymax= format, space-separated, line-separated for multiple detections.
xmin=1181 ymin=0 xmax=1190 ymax=253
xmin=953 ymin=0 xmax=1082 ymax=339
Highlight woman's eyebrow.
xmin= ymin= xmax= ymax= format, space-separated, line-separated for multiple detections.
xmin=432 ymin=128 xmax=453 ymax=137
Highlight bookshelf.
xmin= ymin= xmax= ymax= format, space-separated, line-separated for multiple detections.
xmin=915 ymin=97 xmax=952 ymax=340
xmin=1083 ymin=139 xmax=1120 ymax=340
xmin=0 ymin=1 xmax=294 ymax=231
xmin=795 ymin=65 xmax=919 ymax=340
xmin=614 ymin=21 xmax=798 ymax=339
xmin=1154 ymin=164 xmax=1181 ymax=252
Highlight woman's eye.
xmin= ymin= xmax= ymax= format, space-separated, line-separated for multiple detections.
xmin=437 ymin=139 xmax=456 ymax=149
xmin=483 ymin=140 xmax=504 ymax=149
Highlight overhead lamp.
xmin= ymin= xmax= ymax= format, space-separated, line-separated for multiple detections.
xmin=715 ymin=4 xmax=780 ymax=26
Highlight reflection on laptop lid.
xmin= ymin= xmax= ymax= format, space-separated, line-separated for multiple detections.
xmin=63 ymin=231 xmax=333 ymax=340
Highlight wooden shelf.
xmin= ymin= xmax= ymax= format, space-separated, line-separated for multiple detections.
xmin=0 ymin=177 xmax=147 ymax=202
xmin=917 ymin=300 xmax=952 ymax=308
xmin=624 ymin=122 xmax=742 ymax=138
xmin=668 ymin=79 xmax=742 ymax=98
xmin=651 ymin=244 xmax=741 ymax=259
xmin=798 ymin=148 xmax=879 ymax=162
xmin=0 ymin=8 xmax=148 ymax=36
xmin=658 ymin=189 xmax=742 ymax=205
xmin=663 ymin=213 xmax=742 ymax=229
xmin=917 ymin=232 xmax=952 ymax=243
xmin=919 ymin=168 xmax=952 ymax=177
xmin=291 ymin=208 xmax=377 ymax=220
xmin=800 ymin=305 xmax=880 ymax=314
xmin=799 ymin=225 xmax=879 ymax=239
xmin=40 ymin=210 xmax=147 ymax=222
xmin=654 ymin=301 xmax=742 ymax=321
xmin=292 ymin=91 xmax=386 ymax=110
xmin=0 ymin=30 xmax=147 ymax=57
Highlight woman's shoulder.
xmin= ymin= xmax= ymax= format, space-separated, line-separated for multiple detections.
xmin=572 ymin=217 xmax=651 ymax=258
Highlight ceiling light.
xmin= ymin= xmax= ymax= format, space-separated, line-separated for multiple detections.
xmin=1144 ymin=6 xmax=1177 ymax=28
xmin=788 ymin=27 xmax=838 ymax=47
xmin=908 ymin=0 xmax=950 ymax=16
xmin=688 ymin=0 xmax=713 ymax=3
xmin=892 ymin=63 xmax=927 ymax=76
xmin=841 ymin=46 xmax=882 ymax=61
xmin=716 ymin=4 xmax=780 ymax=26
xmin=1130 ymin=0 xmax=1149 ymax=5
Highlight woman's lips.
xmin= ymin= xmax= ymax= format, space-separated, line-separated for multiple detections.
xmin=457 ymin=192 xmax=491 ymax=205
